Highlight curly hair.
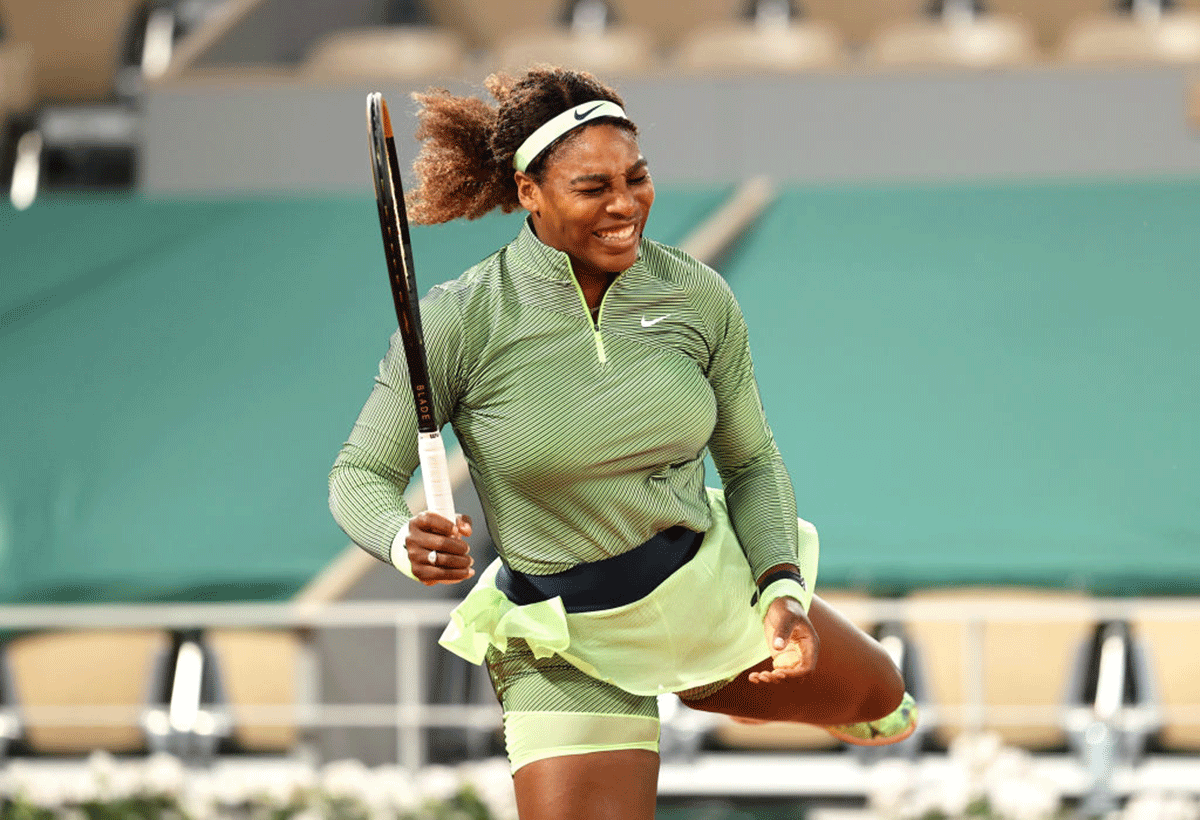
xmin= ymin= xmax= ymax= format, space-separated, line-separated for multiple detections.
xmin=407 ymin=65 xmax=638 ymax=224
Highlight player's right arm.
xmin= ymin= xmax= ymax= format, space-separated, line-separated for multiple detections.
xmin=328 ymin=285 xmax=466 ymax=577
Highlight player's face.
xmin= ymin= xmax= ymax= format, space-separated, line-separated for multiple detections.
xmin=517 ymin=124 xmax=655 ymax=281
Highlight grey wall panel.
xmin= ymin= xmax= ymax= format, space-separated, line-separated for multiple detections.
xmin=143 ymin=67 xmax=1200 ymax=192
xmin=143 ymin=78 xmax=475 ymax=194
xmin=619 ymin=67 xmax=1200 ymax=184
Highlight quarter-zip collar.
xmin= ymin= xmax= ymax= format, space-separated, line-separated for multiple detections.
xmin=510 ymin=217 xmax=648 ymax=365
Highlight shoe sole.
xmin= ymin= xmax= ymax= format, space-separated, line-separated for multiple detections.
xmin=826 ymin=718 xmax=917 ymax=747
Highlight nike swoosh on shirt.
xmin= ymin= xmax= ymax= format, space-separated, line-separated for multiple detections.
xmin=640 ymin=315 xmax=670 ymax=327
xmin=574 ymin=104 xmax=603 ymax=121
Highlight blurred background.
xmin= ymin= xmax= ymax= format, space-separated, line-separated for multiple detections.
xmin=1 ymin=1 xmax=1199 ymax=818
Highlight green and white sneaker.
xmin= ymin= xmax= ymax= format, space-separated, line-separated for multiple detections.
xmin=825 ymin=692 xmax=918 ymax=746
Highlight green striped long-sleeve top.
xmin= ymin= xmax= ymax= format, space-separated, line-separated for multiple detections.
xmin=329 ymin=220 xmax=799 ymax=578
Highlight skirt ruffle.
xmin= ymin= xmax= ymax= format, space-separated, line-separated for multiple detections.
xmin=438 ymin=488 xmax=820 ymax=696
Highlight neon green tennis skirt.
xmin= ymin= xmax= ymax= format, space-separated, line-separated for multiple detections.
xmin=439 ymin=487 xmax=820 ymax=696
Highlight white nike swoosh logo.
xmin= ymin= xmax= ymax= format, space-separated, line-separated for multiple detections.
xmin=640 ymin=314 xmax=670 ymax=327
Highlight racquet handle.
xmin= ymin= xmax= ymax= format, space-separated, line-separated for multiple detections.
xmin=417 ymin=431 xmax=456 ymax=522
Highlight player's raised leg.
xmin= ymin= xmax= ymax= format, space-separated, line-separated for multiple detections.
xmin=681 ymin=594 xmax=913 ymax=740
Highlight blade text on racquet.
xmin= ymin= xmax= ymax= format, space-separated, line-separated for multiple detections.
xmin=367 ymin=91 xmax=456 ymax=521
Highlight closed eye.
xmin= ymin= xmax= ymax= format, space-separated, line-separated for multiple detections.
xmin=577 ymin=174 xmax=648 ymax=196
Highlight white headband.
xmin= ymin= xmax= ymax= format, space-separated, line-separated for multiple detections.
xmin=512 ymin=100 xmax=629 ymax=173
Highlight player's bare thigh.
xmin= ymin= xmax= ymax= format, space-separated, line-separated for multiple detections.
xmin=512 ymin=749 xmax=659 ymax=820
xmin=682 ymin=594 xmax=904 ymax=725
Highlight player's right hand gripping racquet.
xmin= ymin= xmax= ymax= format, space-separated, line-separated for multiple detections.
xmin=366 ymin=91 xmax=456 ymax=522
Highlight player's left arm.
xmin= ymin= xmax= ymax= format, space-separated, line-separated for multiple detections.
xmin=703 ymin=279 xmax=818 ymax=678
xmin=704 ymin=279 xmax=802 ymax=583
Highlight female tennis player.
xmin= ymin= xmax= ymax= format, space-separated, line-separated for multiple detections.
xmin=329 ymin=65 xmax=916 ymax=820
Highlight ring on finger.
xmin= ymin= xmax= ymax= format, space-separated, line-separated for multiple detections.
xmin=428 ymin=550 xmax=439 ymax=567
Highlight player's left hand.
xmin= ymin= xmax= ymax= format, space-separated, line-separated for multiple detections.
xmin=749 ymin=596 xmax=819 ymax=684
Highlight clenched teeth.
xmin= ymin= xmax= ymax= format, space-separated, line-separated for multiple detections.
xmin=596 ymin=224 xmax=636 ymax=240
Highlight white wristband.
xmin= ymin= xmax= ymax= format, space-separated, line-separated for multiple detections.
xmin=390 ymin=521 xmax=417 ymax=580
xmin=756 ymin=578 xmax=812 ymax=620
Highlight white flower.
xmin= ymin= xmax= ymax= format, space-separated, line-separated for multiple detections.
xmin=949 ymin=730 xmax=1004 ymax=774
xmin=85 ymin=751 xmax=115 ymax=800
xmin=905 ymin=786 xmax=949 ymax=820
xmin=460 ymin=759 xmax=518 ymax=820
xmin=288 ymin=810 xmax=324 ymax=820
xmin=369 ymin=765 xmax=421 ymax=813
xmin=140 ymin=752 xmax=186 ymax=796
xmin=0 ymin=762 xmax=14 ymax=798
xmin=250 ymin=768 xmax=306 ymax=808
xmin=320 ymin=758 xmax=372 ymax=801
xmin=931 ymin=772 xmax=974 ymax=817
xmin=208 ymin=769 xmax=258 ymax=806
xmin=987 ymin=774 xmax=1061 ymax=820
xmin=178 ymin=771 xmax=219 ymax=820
xmin=865 ymin=758 xmax=918 ymax=816
xmin=1124 ymin=791 xmax=1200 ymax=820
xmin=416 ymin=764 xmax=463 ymax=804
xmin=984 ymin=746 xmax=1034 ymax=786
xmin=4 ymin=764 xmax=67 ymax=809
xmin=54 ymin=767 xmax=102 ymax=805
xmin=1173 ymin=793 xmax=1200 ymax=820
xmin=86 ymin=751 xmax=142 ymax=801
xmin=347 ymin=768 xmax=389 ymax=817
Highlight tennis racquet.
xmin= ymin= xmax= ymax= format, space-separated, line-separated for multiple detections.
xmin=366 ymin=91 xmax=456 ymax=522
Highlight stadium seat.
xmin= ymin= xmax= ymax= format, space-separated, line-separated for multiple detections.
xmin=205 ymin=628 xmax=304 ymax=753
xmin=672 ymin=19 xmax=845 ymax=74
xmin=1131 ymin=607 xmax=1200 ymax=750
xmin=0 ymin=0 xmax=144 ymax=103
xmin=0 ymin=644 xmax=20 ymax=757
xmin=712 ymin=590 xmax=876 ymax=751
xmin=606 ymin=0 xmax=740 ymax=51
xmin=904 ymin=587 xmax=1095 ymax=749
xmin=866 ymin=10 xmax=1040 ymax=68
xmin=492 ymin=26 xmax=658 ymax=76
xmin=1059 ymin=9 xmax=1200 ymax=63
xmin=6 ymin=629 xmax=168 ymax=754
xmin=304 ymin=26 xmax=469 ymax=80
xmin=0 ymin=40 xmax=34 ymax=113
xmin=801 ymin=0 xmax=925 ymax=50
xmin=0 ymin=0 xmax=165 ymax=202
xmin=422 ymin=0 xmax=561 ymax=51
xmin=0 ymin=40 xmax=33 ymax=201
xmin=988 ymin=0 xmax=1111 ymax=52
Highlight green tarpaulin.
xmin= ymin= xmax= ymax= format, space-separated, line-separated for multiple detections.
xmin=723 ymin=178 xmax=1199 ymax=596
xmin=2 ymin=178 xmax=1197 ymax=603
xmin=0 ymin=187 xmax=728 ymax=604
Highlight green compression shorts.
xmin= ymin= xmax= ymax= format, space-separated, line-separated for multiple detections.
xmin=485 ymin=639 xmax=732 ymax=772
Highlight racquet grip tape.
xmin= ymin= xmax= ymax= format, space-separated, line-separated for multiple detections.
xmin=418 ymin=431 xmax=455 ymax=519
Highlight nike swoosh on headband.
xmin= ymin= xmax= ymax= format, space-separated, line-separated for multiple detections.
xmin=574 ymin=104 xmax=603 ymax=121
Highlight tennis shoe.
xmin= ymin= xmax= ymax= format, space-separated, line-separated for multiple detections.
xmin=824 ymin=692 xmax=918 ymax=746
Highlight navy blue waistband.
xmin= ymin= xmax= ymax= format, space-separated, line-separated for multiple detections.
xmin=495 ymin=526 xmax=705 ymax=613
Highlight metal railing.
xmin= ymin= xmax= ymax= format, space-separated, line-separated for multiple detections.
xmin=0 ymin=595 xmax=1197 ymax=773
xmin=0 ymin=600 xmax=487 ymax=769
